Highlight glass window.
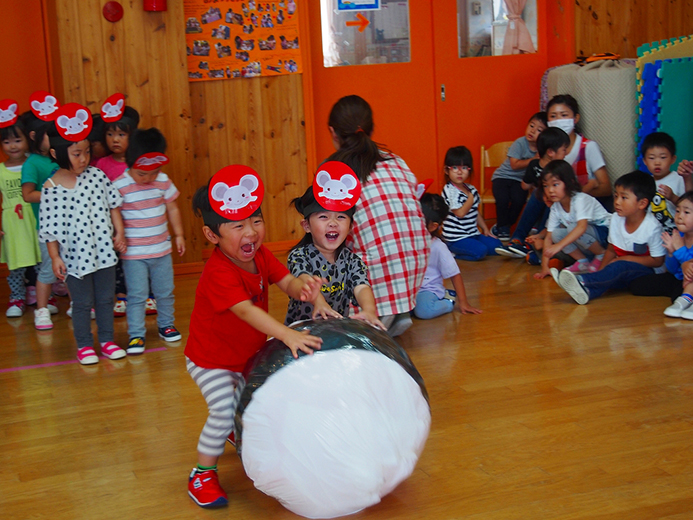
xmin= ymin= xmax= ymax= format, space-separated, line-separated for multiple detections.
xmin=457 ymin=0 xmax=537 ymax=58
xmin=321 ymin=0 xmax=411 ymax=67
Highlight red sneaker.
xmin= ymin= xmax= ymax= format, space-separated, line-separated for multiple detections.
xmin=188 ymin=469 xmax=228 ymax=508
xmin=226 ymin=431 xmax=236 ymax=447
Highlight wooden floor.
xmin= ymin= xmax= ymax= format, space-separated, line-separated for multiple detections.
xmin=2 ymin=255 xmax=693 ymax=519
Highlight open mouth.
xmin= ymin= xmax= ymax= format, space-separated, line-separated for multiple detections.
xmin=240 ymin=242 xmax=256 ymax=254
xmin=325 ymin=232 xmax=340 ymax=241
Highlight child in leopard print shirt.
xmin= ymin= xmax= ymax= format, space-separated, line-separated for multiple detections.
xmin=284 ymin=162 xmax=384 ymax=330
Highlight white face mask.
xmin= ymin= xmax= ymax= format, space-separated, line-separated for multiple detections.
xmin=548 ymin=118 xmax=575 ymax=135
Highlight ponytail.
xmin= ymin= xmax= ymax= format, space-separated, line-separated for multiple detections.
xmin=326 ymin=95 xmax=390 ymax=183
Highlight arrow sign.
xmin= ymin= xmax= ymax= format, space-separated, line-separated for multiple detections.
xmin=346 ymin=13 xmax=370 ymax=33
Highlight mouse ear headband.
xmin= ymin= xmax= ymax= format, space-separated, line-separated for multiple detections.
xmin=301 ymin=161 xmax=361 ymax=218
xmin=54 ymin=103 xmax=93 ymax=142
xmin=206 ymin=165 xmax=265 ymax=225
xmin=29 ymin=91 xmax=60 ymax=121
xmin=132 ymin=152 xmax=169 ymax=171
xmin=100 ymin=93 xmax=126 ymax=123
xmin=415 ymin=178 xmax=434 ymax=200
xmin=0 ymin=99 xmax=19 ymax=128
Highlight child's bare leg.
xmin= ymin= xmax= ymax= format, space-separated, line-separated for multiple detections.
xmin=588 ymin=242 xmax=606 ymax=255
xmin=198 ymin=454 xmax=219 ymax=467
xmin=36 ymin=281 xmax=51 ymax=309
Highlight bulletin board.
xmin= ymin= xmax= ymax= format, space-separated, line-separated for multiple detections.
xmin=184 ymin=0 xmax=302 ymax=81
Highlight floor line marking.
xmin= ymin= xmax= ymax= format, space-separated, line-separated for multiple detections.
xmin=0 ymin=347 xmax=169 ymax=373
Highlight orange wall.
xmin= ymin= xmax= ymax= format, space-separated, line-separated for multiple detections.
xmin=0 ymin=0 xmax=55 ymax=161
xmin=305 ymin=1 xmax=576 ymax=196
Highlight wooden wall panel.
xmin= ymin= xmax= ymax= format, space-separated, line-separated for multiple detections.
xmin=53 ymin=0 xmax=308 ymax=265
xmin=575 ymin=0 xmax=693 ymax=58
xmin=189 ymin=75 xmax=308 ymax=244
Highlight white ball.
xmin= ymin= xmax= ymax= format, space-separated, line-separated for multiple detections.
xmin=240 ymin=348 xmax=431 ymax=519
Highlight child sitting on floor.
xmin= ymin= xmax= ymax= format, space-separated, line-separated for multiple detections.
xmin=554 ymin=170 xmax=664 ymax=304
xmin=496 ymin=127 xmax=570 ymax=258
xmin=535 ymin=160 xmax=611 ymax=280
xmin=414 ymin=193 xmax=481 ymax=319
xmin=640 ymin=132 xmax=693 ymax=233
xmin=441 ymin=146 xmax=500 ymax=261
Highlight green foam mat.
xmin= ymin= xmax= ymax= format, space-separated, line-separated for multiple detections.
xmin=658 ymin=59 xmax=693 ymax=171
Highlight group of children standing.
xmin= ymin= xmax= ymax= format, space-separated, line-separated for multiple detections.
xmin=0 ymin=92 xmax=184 ymax=364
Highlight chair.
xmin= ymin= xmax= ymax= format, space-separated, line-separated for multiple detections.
xmin=479 ymin=141 xmax=513 ymax=217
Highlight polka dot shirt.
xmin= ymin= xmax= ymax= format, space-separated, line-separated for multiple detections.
xmin=39 ymin=166 xmax=123 ymax=279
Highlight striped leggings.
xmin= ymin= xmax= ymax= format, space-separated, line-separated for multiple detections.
xmin=186 ymin=357 xmax=245 ymax=457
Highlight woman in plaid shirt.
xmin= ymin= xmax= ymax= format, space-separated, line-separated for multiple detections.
xmin=325 ymin=95 xmax=430 ymax=336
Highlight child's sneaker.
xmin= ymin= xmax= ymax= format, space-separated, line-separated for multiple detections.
xmin=6 ymin=299 xmax=25 ymax=318
xmin=127 ymin=337 xmax=146 ymax=355
xmin=76 ymin=346 xmax=99 ymax=365
xmin=188 ymin=468 xmax=228 ymax=508
xmin=495 ymin=244 xmax=524 ymax=259
xmin=681 ymin=307 xmax=693 ymax=321
xmin=443 ymin=289 xmax=457 ymax=303
xmin=664 ymin=296 xmax=693 ymax=318
xmin=565 ymin=259 xmax=589 ymax=274
xmin=101 ymin=342 xmax=126 ymax=360
xmin=34 ymin=307 xmax=53 ymax=330
xmin=145 ymin=297 xmax=158 ymax=315
xmin=526 ymin=251 xmax=541 ymax=265
xmin=226 ymin=431 xmax=236 ymax=447
xmin=26 ymin=286 xmax=37 ymax=305
xmin=47 ymin=296 xmax=59 ymax=315
xmin=557 ymin=270 xmax=590 ymax=305
xmin=114 ymin=298 xmax=127 ymax=317
xmin=52 ymin=281 xmax=68 ymax=297
xmin=587 ymin=257 xmax=602 ymax=273
xmin=159 ymin=326 xmax=182 ymax=342
xmin=507 ymin=239 xmax=531 ymax=257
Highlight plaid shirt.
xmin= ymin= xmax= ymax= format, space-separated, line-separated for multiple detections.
xmin=347 ymin=153 xmax=430 ymax=316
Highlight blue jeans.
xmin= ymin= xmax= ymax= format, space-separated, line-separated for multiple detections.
xmin=577 ymin=260 xmax=654 ymax=301
xmin=511 ymin=192 xmax=548 ymax=242
xmin=121 ymin=254 xmax=175 ymax=338
xmin=413 ymin=290 xmax=454 ymax=319
xmin=446 ymin=234 xmax=502 ymax=261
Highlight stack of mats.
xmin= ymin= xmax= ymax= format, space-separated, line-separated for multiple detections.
xmin=547 ymin=60 xmax=637 ymax=184
xmin=636 ymin=35 xmax=693 ymax=172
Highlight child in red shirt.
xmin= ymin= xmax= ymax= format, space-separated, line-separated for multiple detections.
xmin=185 ymin=166 xmax=324 ymax=509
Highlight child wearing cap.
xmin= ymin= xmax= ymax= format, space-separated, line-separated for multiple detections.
xmin=285 ymin=162 xmax=384 ymax=329
xmin=111 ymin=128 xmax=185 ymax=354
xmin=185 ymin=165 xmax=326 ymax=509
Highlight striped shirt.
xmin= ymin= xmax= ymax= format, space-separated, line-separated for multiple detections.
xmin=441 ymin=182 xmax=480 ymax=241
xmin=112 ymin=171 xmax=179 ymax=260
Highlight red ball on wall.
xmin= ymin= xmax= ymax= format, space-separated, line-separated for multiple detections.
xmin=102 ymin=1 xmax=123 ymax=23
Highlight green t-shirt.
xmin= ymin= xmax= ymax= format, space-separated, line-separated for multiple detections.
xmin=21 ymin=154 xmax=59 ymax=229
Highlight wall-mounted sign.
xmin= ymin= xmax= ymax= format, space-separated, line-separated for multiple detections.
xmin=184 ymin=0 xmax=302 ymax=82
xmin=337 ymin=0 xmax=380 ymax=11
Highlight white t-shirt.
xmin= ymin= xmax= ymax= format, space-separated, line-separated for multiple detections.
xmin=564 ymin=134 xmax=606 ymax=180
xmin=608 ymin=212 xmax=666 ymax=273
xmin=650 ymin=171 xmax=686 ymax=233
xmin=419 ymin=237 xmax=460 ymax=299
xmin=547 ymin=192 xmax=611 ymax=232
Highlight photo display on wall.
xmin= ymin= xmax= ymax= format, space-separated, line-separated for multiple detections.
xmin=184 ymin=0 xmax=301 ymax=81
